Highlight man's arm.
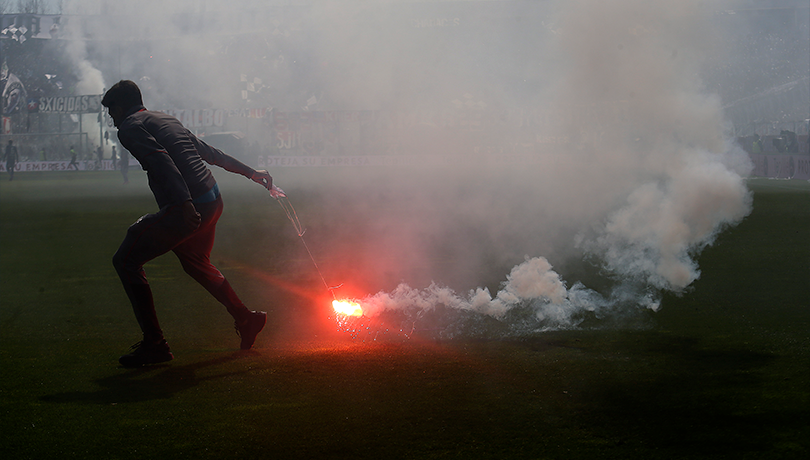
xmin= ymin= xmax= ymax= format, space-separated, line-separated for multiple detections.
xmin=191 ymin=135 xmax=272 ymax=191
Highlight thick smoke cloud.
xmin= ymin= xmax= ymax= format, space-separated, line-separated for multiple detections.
xmin=59 ymin=0 xmax=776 ymax=334
xmin=345 ymin=0 xmax=754 ymax=331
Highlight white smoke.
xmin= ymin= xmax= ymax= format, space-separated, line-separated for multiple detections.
xmin=60 ymin=17 xmax=107 ymax=148
xmin=350 ymin=0 xmax=754 ymax=333
xmin=64 ymin=39 xmax=104 ymax=95
xmin=582 ymin=146 xmax=753 ymax=292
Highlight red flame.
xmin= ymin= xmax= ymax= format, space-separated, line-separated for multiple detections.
xmin=332 ymin=299 xmax=363 ymax=317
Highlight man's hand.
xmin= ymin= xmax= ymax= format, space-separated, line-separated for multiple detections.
xmin=269 ymin=184 xmax=286 ymax=198
xmin=181 ymin=200 xmax=201 ymax=230
xmin=251 ymin=170 xmax=273 ymax=191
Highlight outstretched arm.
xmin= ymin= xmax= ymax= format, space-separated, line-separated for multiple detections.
xmin=191 ymin=135 xmax=273 ymax=190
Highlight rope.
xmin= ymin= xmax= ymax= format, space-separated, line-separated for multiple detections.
xmin=273 ymin=194 xmax=338 ymax=301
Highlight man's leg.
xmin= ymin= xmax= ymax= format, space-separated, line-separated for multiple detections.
xmin=173 ymin=198 xmax=266 ymax=349
xmin=113 ymin=206 xmax=194 ymax=365
xmin=118 ymin=282 xmax=163 ymax=343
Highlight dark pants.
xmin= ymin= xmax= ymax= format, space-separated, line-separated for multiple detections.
xmin=113 ymin=195 xmax=249 ymax=340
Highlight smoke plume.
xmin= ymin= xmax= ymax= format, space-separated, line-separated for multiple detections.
xmin=340 ymin=0 xmax=754 ymax=334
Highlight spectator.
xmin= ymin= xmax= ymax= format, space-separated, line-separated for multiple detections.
xmin=120 ymin=146 xmax=129 ymax=184
xmin=782 ymin=130 xmax=798 ymax=153
xmin=751 ymin=134 xmax=763 ymax=154
xmin=68 ymin=145 xmax=79 ymax=170
xmin=4 ymin=140 xmax=18 ymax=181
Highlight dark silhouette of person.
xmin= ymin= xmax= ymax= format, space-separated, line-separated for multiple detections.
xmin=751 ymin=134 xmax=763 ymax=154
xmin=102 ymin=80 xmax=274 ymax=367
xmin=67 ymin=145 xmax=79 ymax=170
xmin=4 ymin=140 xmax=18 ymax=181
xmin=119 ymin=146 xmax=129 ymax=184
xmin=782 ymin=130 xmax=799 ymax=153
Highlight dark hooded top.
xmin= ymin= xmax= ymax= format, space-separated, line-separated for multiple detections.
xmin=117 ymin=105 xmax=255 ymax=209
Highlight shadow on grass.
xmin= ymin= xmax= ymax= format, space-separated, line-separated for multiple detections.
xmin=40 ymin=350 xmax=261 ymax=405
xmin=544 ymin=332 xmax=805 ymax=457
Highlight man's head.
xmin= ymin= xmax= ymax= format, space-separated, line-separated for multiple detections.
xmin=102 ymin=80 xmax=143 ymax=127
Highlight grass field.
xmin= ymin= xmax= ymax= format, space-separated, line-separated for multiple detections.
xmin=1 ymin=168 xmax=808 ymax=459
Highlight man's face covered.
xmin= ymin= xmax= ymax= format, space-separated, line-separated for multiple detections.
xmin=108 ymin=106 xmax=126 ymax=128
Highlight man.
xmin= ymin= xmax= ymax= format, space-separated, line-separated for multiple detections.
xmin=751 ymin=133 xmax=763 ymax=154
xmin=118 ymin=145 xmax=130 ymax=184
xmin=4 ymin=140 xmax=18 ymax=181
xmin=67 ymin=145 xmax=79 ymax=170
xmin=102 ymin=80 xmax=272 ymax=367
xmin=110 ymin=144 xmax=117 ymax=169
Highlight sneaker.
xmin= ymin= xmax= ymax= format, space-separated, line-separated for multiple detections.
xmin=119 ymin=339 xmax=174 ymax=367
xmin=235 ymin=311 xmax=267 ymax=350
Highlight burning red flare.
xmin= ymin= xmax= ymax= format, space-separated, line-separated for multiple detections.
xmin=332 ymin=299 xmax=363 ymax=317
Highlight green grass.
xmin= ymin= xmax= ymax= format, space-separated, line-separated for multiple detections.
xmin=1 ymin=170 xmax=808 ymax=459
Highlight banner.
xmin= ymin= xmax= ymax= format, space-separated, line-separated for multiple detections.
xmin=5 ymin=155 xmax=808 ymax=178
xmin=160 ymin=108 xmax=226 ymax=128
xmin=257 ymin=154 xmax=545 ymax=168
xmin=158 ymin=107 xmax=271 ymax=128
xmin=37 ymin=95 xmax=102 ymax=114
xmin=0 ymin=159 xmax=136 ymax=173
xmin=2 ymin=73 xmax=27 ymax=115
xmin=0 ymin=14 xmax=62 ymax=42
